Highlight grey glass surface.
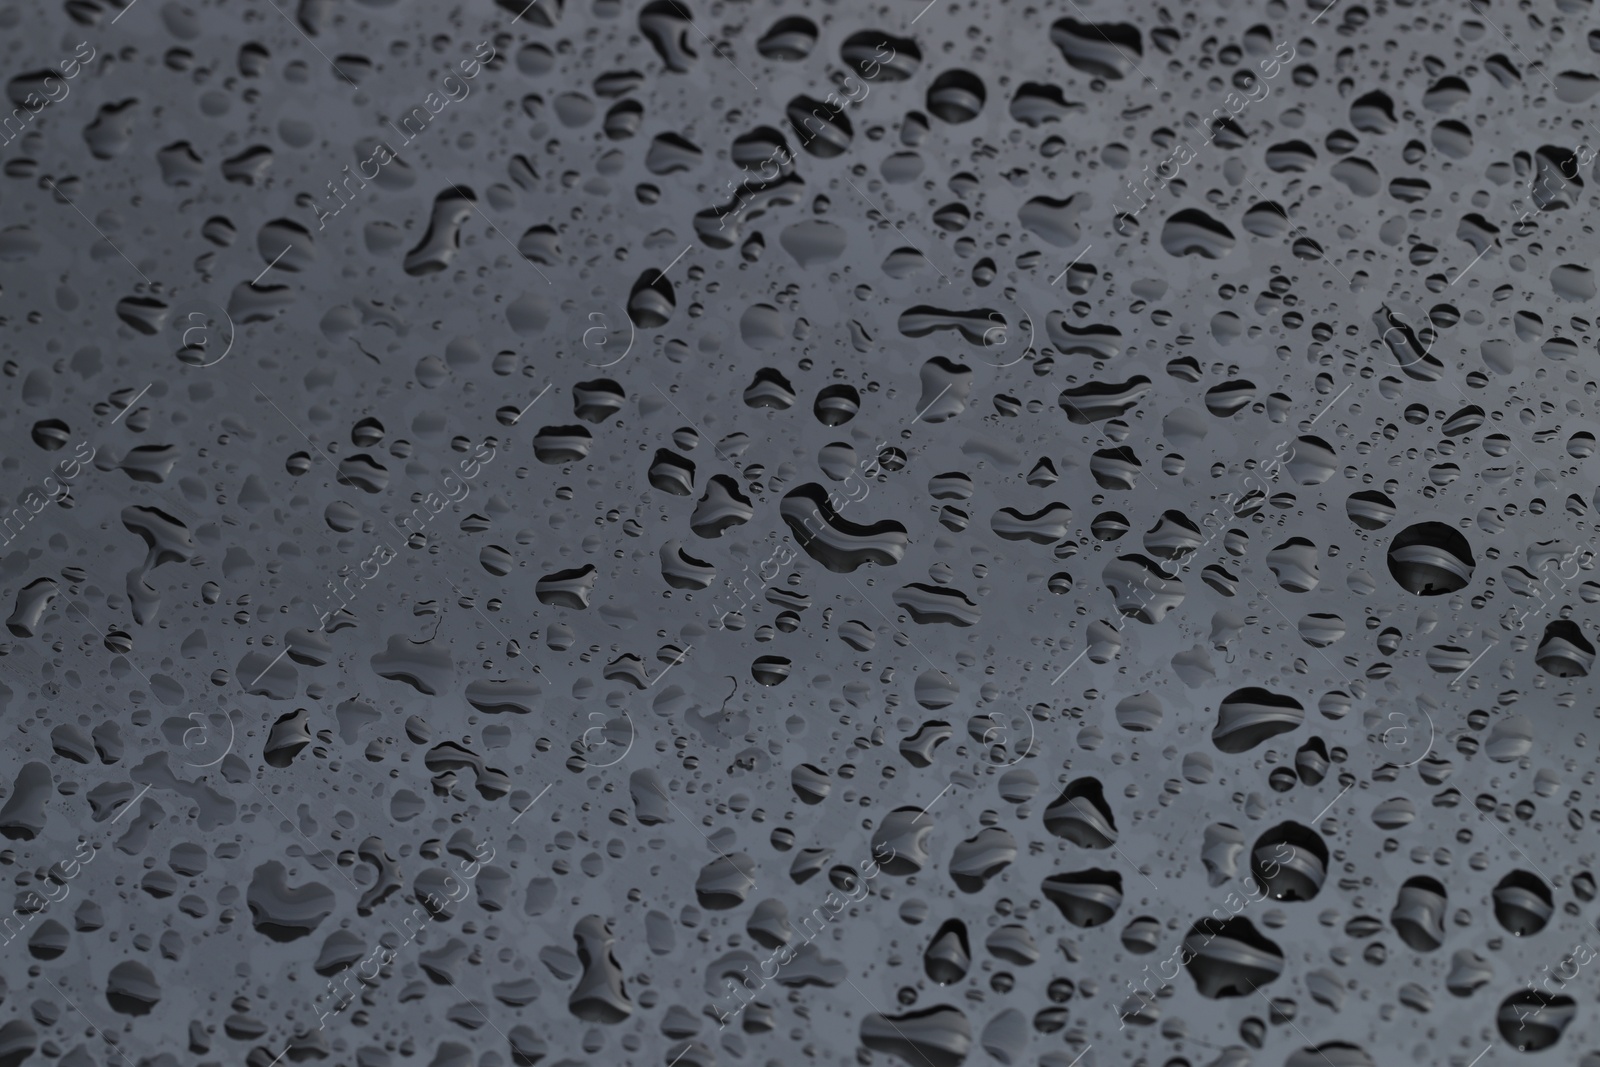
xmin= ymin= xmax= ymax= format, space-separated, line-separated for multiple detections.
xmin=0 ymin=0 xmax=1597 ymax=1064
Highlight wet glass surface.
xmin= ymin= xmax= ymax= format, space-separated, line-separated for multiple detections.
xmin=1 ymin=0 xmax=1599 ymax=1064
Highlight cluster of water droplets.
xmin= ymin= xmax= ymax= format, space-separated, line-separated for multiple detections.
xmin=3 ymin=0 xmax=1600 ymax=1063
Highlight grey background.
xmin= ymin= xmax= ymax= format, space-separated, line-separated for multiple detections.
xmin=0 ymin=0 xmax=1597 ymax=1064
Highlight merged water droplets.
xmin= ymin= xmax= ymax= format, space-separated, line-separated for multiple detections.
xmin=860 ymin=1005 xmax=971 ymax=1067
xmin=1387 ymin=522 xmax=1475 ymax=595
xmin=7 ymin=0 xmax=1600 ymax=1061
xmin=1043 ymin=778 xmax=1118 ymax=847
xmin=1181 ymin=918 xmax=1286 ymax=998
xmin=1042 ymin=869 xmax=1123 ymax=928
xmin=1213 ymin=687 xmax=1306 ymax=754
